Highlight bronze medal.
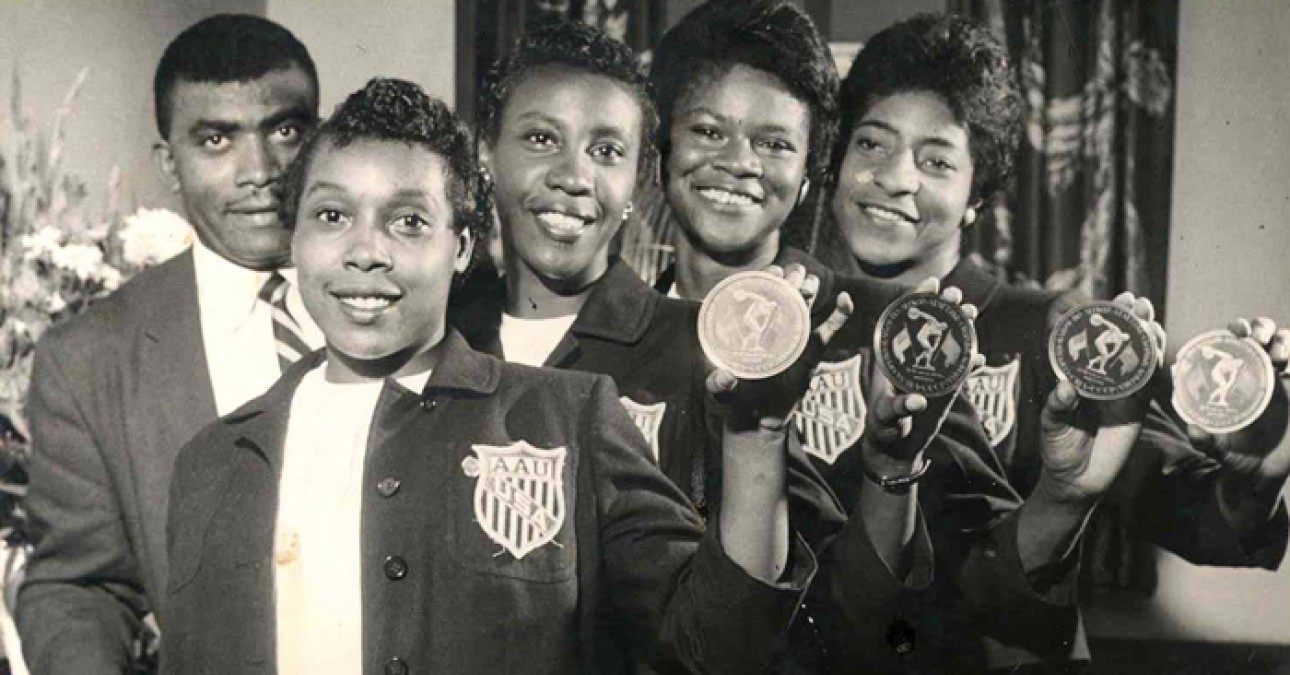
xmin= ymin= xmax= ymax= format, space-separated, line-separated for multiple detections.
xmin=1049 ymin=301 xmax=1157 ymax=400
xmin=1172 ymin=330 xmax=1275 ymax=434
xmin=698 ymin=271 xmax=811 ymax=380
xmin=874 ymin=292 xmax=976 ymax=397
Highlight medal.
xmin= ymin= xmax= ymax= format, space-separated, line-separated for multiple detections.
xmin=1049 ymin=301 xmax=1157 ymax=400
xmin=698 ymin=271 xmax=811 ymax=380
xmin=874 ymin=292 xmax=976 ymax=396
xmin=1172 ymin=330 xmax=1275 ymax=434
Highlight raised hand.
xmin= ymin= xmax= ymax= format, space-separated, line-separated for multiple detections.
xmin=1038 ymin=292 xmax=1168 ymax=504
xmin=1184 ymin=319 xmax=1290 ymax=522
xmin=860 ymin=277 xmax=983 ymax=478
xmin=705 ymin=263 xmax=851 ymax=431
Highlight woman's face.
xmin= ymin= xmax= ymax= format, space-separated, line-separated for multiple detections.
xmin=831 ymin=90 xmax=975 ymax=273
xmin=664 ymin=64 xmax=810 ymax=261
xmin=483 ymin=65 xmax=642 ymax=291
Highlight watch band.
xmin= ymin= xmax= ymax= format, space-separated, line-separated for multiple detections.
xmin=862 ymin=456 xmax=932 ymax=495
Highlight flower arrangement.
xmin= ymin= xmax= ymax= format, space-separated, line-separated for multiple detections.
xmin=0 ymin=69 xmax=191 ymax=547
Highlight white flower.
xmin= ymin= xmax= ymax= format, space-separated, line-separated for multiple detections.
xmin=20 ymin=227 xmax=65 ymax=260
xmin=118 ymin=208 xmax=193 ymax=267
xmin=99 ymin=265 xmax=122 ymax=291
xmin=50 ymin=243 xmax=105 ymax=281
xmin=47 ymin=292 xmax=67 ymax=314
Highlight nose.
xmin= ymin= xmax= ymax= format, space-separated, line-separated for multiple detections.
xmin=713 ymin=137 xmax=763 ymax=178
xmin=871 ymin=150 xmax=918 ymax=195
xmin=234 ymin=135 xmax=284 ymax=189
xmin=545 ymin=150 xmax=593 ymax=196
xmin=343 ymin=218 xmax=393 ymax=272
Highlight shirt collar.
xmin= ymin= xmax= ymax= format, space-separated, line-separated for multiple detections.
xmin=191 ymin=235 xmax=273 ymax=325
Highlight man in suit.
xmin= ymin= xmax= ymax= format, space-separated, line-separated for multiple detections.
xmin=16 ymin=15 xmax=321 ymax=673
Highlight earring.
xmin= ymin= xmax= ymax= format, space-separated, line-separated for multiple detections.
xmin=797 ymin=178 xmax=811 ymax=206
xmin=479 ymin=167 xmax=492 ymax=184
xmin=622 ymin=201 xmax=634 ymax=221
xmin=964 ymin=207 xmax=977 ymax=225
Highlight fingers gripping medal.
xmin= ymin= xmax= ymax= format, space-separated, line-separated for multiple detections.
xmin=875 ymin=293 xmax=976 ymax=396
xmin=698 ymin=271 xmax=811 ymax=379
xmin=1171 ymin=330 xmax=1275 ymax=434
xmin=1049 ymin=301 xmax=1158 ymax=400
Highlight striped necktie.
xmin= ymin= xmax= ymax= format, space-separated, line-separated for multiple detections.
xmin=259 ymin=272 xmax=313 ymax=371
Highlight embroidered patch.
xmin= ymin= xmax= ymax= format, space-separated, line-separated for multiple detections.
xmin=461 ymin=442 xmax=566 ymax=560
xmin=619 ymin=397 xmax=667 ymax=464
xmin=965 ymin=359 xmax=1020 ymax=446
xmin=791 ymin=355 xmax=867 ymax=465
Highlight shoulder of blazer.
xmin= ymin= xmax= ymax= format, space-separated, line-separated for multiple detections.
xmin=36 ymin=249 xmax=198 ymax=362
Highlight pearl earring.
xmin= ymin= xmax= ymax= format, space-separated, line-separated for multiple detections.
xmin=964 ymin=207 xmax=977 ymax=225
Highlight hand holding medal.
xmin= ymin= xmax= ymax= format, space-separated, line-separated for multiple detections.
xmin=1171 ymin=318 xmax=1290 ymax=483
xmin=1038 ymin=293 xmax=1168 ymax=504
xmin=700 ymin=264 xmax=846 ymax=431
xmin=863 ymin=278 xmax=983 ymax=490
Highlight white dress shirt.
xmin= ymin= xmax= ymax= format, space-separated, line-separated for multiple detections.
xmin=274 ymin=365 xmax=431 ymax=674
xmin=192 ymin=238 xmax=325 ymax=415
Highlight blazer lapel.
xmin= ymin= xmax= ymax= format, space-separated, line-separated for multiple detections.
xmin=127 ymin=251 xmax=219 ymax=598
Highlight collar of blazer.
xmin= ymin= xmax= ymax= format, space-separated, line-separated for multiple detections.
xmin=943 ymin=256 xmax=1005 ymax=316
xmin=221 ymin=329 xmax=501 ymax=468
xmin=567 ymin=258 xmax=664 ymax=345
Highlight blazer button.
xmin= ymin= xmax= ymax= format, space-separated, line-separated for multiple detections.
xmin=383 ymin=555 xmax=409 ymax=580
xmin=377 ymin=477 xmax=401 ymax=497
xmin=384 ymin=657 xmax=409 ymax=675
xmin=420 ymin=398 xmax=437 ymax=411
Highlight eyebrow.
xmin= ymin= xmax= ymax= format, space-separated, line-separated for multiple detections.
xmin=679 ymin=106 xmax=801 ymax=136
xmin=856 ymin=119 xmax=962 ymax=150
xmin=187 ymin=106 xmax=315 ymax=136
xmin=304 ymin=181 xmax=443 ymax=209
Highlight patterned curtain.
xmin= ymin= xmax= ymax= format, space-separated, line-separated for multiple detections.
xmin=951 ymin=0 xmax=1177 ymax=310
xmin=950 ymin=0 xmax=1179 ymax=596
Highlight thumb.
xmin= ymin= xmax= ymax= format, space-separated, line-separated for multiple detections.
xmin=705 ymin=368 xmax=738 ymax=397
xmin=1041 ymin=379 xmax=1080 ymax=433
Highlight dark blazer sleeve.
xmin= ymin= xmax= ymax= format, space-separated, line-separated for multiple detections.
xmin=1119 ymin=400 xmax=1288 ymax=568
xmin=584 ymin=375 xmax=813 ymax=675
xmin=17 ymin=336 xmax=147 ymax=675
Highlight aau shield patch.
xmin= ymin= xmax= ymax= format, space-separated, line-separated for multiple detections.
xmin=461 ymin=442 xmax=566 ymax=560
xmin=791 ymin=355 xmax=867 ymax=465
xmin=619 ymin=397 xmax=667 ymax=463
xmin=965 ymin=359 xmax=1020 ymax=446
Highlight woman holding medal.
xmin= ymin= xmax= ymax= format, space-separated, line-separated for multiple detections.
xmin=453 ymin=17 xmax=968 ymax=669
xmin=645 ymin=3 xmax=1126 ymax=673
xmin=828 ymin=13 xmax=1290 ymax=672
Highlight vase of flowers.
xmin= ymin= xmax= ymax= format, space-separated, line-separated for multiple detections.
xmin=1 ymin=67 xmax=191 ymax=675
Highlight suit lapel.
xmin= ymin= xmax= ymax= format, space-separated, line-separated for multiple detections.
xmin=126 ymin=251 xmax=220 ymax=599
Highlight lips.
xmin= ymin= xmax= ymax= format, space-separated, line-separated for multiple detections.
xmin=329 ymin=286 xmax=402 ymax=322
xmin=692 ymin=184 xmax=763 ymax=210
xmin=531 ymin=207 xmax=595 ymax=242
xmin=858 ymin=202 xmax=918 ymax=225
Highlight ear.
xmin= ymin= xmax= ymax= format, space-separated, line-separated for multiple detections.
xmin=453 ymin=227 xmax=475 ymax=274
xmin=797 ymin=177 xmax=812 ymax=206
xmin=477 ymin=140 xmax=494 ymax=175
xmin=152 ymin=141 xmax=181 ymax=193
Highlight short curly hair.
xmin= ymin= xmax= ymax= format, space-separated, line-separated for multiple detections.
xmin=478 ymin=17 xmax=656 ymax=177
xmin=154 ymin=14 xmax=318 ymax=139
xmin=836 ymin=13 xmax=1022 ymax=203
xmin=279 ymin=78 xmax=490 ymax=249
xmin=649 ymin=0 xmax=839 ymax=184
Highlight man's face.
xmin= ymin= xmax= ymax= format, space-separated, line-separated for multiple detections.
xmin=664 ymin=65 xmax=810 ymax=262
xmin=484 ymin=66 xmax=642 ymax=292
xmin=157 ymin=65 xmax=318 ymax=271
xmin=292 ymin=139 xmax=470 ymax=379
